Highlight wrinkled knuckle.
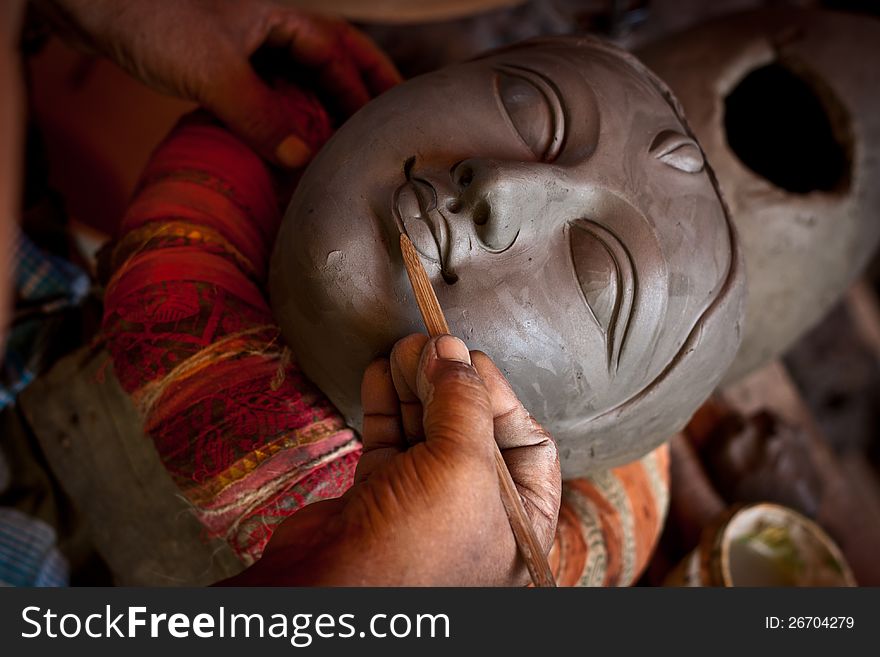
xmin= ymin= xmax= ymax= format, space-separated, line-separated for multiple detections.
xmin=391 ymin=335 xmax=426 ymax=377
xmin=469 ymin=350 xmax=494 ymax=372
xmin=432 ymin=362 xmax=489 ymax=397
xmin=393 ymin=333 xmax=428 ymax=356
xmin=364 ymin=357 xmax=391 ymax=378
xmin=469 ymin=350 xmax=491 ymax=363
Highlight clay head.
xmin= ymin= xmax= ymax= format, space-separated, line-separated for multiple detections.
xmin=270 ymin=37 xmax=745 ymax=477
xmin=639 ymin=9 xmax=880 ymax=383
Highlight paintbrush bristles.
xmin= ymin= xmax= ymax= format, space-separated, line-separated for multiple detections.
xmin=398 ymin=231 xmax=557 ymax=588
xmin=399 ymin=233 xmax=450 ymax=337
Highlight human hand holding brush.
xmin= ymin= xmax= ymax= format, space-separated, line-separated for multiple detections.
xmin=224 ymin=333 xmax=561 ymax=586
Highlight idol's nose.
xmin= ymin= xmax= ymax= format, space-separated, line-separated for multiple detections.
xmin=449 ymin=158 xmax=530 ymax=252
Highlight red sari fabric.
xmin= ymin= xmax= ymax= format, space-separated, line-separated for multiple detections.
xmin=102 ymin=107 xmax=361 ymax=564
xmin=101 ymin=100 xmax=668 ymax=582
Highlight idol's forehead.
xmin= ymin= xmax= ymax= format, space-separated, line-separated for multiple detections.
xmin=481 ymin=40 xmax=653 ymax=87
xmin=479 ymin=41 xmax=676 ymax=107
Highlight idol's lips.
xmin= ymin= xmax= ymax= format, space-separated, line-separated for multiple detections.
xmin=391 ymin=168 xmax=458 ymax=284
xmin=392 ymin=179 xmax=440 ymax=258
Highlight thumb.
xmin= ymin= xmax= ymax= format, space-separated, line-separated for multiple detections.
xmin=204 ymin=65 xmax=332 ymax=168
xmin=416 ymin=335 xmax=495 ymax=461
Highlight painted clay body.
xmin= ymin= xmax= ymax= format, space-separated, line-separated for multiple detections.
xmin=638 ymin=9 xmax=880 ymax=383
xmin=270 ymin=38 xmax=745 ymax=477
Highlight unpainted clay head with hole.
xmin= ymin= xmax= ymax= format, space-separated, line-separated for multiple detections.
xmin=270 ymin=37 xmax=745 ymax=477
xmin=639 ymin=9 xmax=880 ymax=383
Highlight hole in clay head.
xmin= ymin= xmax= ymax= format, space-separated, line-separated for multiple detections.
xmin=724 ymin=62 xmax=851 ymax=194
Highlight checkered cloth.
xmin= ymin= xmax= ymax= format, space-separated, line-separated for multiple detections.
xmin=0 ymin=508 xmax=69 ymax=587
xmin=0 ymin=446 xmax=68 ymax=587
xmin=0 ymin=231 xmax=79 ymax=586
xmin=0 ymin=230 xmax=90 ymax=409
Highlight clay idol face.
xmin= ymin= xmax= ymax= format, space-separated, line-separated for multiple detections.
xmin=270 ymin=38 xmax=745 ymax=477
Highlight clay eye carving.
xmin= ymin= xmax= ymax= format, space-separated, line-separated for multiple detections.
xmin=496 ymin=65 xmax=565 ymax=162
xmin=650 ymin=130 xmax=705 ymax=173
xmin=570 ymin=219 xmax=636 ymax=373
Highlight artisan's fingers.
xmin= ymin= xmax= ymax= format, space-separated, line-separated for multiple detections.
xmin=205 ymin=64 xmax=313 ymax=168
xmin=470 ymin=352 xmax=548 ymax=450
xmin=389 ymin=333 xmax=428 ymax=443
xmin=415 ymin=336 xmax=495 ymax=465
xmin=211 ymin=10 xmax=397 ymax=166
xmin=357 ymin=358 xmax=405 ymax=484
xmin=267 ymin=14 xmax=371 ymax=116
xmin=361 ymin=358 xmax=405 ymax=449
xmin=471 ymin=351 xmax=561 ymax=552
xmin=336 ymin=21 xmax=402 ymax=95
xmin=306 ymin=49 xmax=371 ymax=117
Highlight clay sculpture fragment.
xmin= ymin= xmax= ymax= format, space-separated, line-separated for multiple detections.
xmin=638 ymin=9 xmax=880 ymax=382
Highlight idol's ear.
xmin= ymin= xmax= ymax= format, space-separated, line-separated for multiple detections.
xmin=569 ymin=219 xmax=635 ymax=373
xmin=650 ymin=130 xmax=705 ymax=173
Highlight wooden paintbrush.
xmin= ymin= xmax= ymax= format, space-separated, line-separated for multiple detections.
xmin=399 ymin=232 xmax=557 ymax=588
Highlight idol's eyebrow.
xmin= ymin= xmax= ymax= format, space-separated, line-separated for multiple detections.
xmin=494 ymin=63 xmax=567 ymax=162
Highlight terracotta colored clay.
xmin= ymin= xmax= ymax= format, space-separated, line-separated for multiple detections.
xmin=270 ymin=37 xmax=745 ymax=477
xmin=551 ymin=444 xmax=669 ymax=586
xmin=638 ymin=9 xmax=880 ymax=382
